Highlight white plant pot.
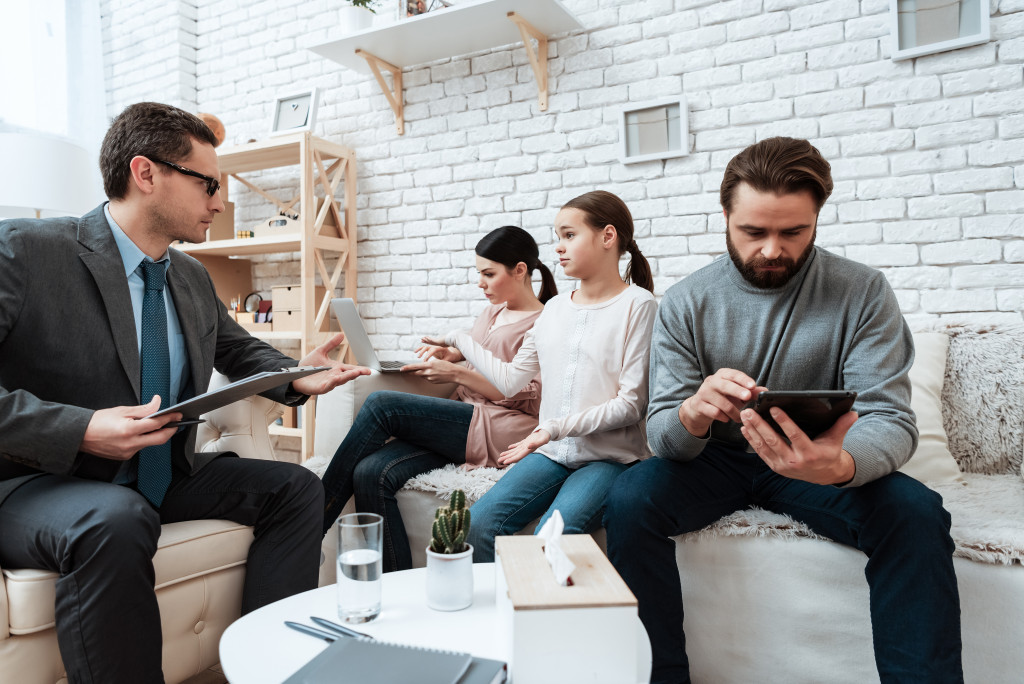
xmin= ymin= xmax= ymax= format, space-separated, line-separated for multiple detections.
xmin=339 ymin=5 xmax=374 ymax=34
xmin=425 ymin=544 xmax=474 ymax=611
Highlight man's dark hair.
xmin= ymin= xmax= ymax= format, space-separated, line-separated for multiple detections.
xmin=720 ymin=137 xmax=834 ymax=214
xmin=100 ymin=102 xmax=218 ymax=200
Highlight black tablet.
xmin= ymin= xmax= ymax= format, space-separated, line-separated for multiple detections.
xmin=753 ymin=390 xmax=857 ymax=439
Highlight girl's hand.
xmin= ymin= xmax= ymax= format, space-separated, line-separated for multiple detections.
xmin=401 ymin=358 xmax=464 ymax=384
xmin=498 ymin=430 xmax=551 ymax=467
xmin=416 ymin=337 xmax=464 ymax=363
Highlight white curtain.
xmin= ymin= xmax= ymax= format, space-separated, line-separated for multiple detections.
xmin=0 ymin=0 xmax=106 ymax=215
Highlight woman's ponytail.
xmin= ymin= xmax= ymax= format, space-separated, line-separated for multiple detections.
xmin=625 ymin=240 xmax=654 ymax=293
xmin=476 ymin=225 xmax=558 ymax=303
xmin=534 ymin=260 xmax=558 ymax=303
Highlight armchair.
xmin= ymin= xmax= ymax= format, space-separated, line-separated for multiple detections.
xmin=0 ymin=372 xmax=283 ymax=684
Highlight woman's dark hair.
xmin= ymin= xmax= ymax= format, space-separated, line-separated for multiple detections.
xmin=100 ymin=101 xmax=219 ymax=200
xmin=475 ymin=225 xmax=557 ymax=304
xmin=560 ymin=190 xmax=654 ymax=292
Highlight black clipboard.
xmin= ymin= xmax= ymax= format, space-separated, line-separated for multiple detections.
xmin=146 ymin=366 xmax=330 ymax=420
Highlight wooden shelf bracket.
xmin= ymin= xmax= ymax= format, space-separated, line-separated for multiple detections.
xmin=356 ymin=48 xmax=405 ymax=135
xmin=507 ymin=11 xmax=549 ymax=111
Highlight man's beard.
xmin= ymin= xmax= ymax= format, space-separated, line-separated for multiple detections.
xmin=726 ymin=228 xmax=815 ymax=289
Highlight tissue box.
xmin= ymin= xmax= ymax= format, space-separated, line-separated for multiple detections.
xmin=495 ymin=535 xmax=638 ymax=684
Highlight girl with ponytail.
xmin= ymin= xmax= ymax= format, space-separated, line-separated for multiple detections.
xmin=320 ymin=225 xmax=554 ymax=572
xmin=433 ymin=190 xmax=658 ymax=562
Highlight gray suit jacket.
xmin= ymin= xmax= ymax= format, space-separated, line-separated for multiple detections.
xmin=0 ymin=205 xmax=303 ymax=507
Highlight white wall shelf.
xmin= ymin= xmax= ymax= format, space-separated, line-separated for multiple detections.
xmin=310 ymin=0 xmax=582 ymax=134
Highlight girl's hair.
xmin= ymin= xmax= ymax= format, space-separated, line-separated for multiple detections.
xmin=560 ymin=191 xmax=654 ymax=292
xmin=476 ymin=225 xmax=558 ymax=304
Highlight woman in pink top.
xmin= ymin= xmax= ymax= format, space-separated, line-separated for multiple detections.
xmin=320 ymin=226 xmax=556 ymax=571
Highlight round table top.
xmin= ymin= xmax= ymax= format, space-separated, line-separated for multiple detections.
xmin=219 ymin=563 xmax=651 ymax=683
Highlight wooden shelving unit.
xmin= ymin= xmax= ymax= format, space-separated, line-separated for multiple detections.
xmin=310 ymin=0 xmax=583 ymax=134
xmin=177 ymin=131 xmax=357 ymax=461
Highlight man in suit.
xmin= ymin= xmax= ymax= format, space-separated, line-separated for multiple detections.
xmin=0 ymin=102 xmax=370 ymax=683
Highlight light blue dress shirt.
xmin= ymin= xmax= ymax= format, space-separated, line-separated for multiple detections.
xmin=104 ymin=204 xmax=191 ymax=483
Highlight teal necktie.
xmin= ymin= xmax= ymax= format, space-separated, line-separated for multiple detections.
xmin=137 ymin=260 xmax=172 ymax=507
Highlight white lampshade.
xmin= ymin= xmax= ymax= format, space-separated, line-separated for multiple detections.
xmin=0 ymin=132 xmax=100 ymax=218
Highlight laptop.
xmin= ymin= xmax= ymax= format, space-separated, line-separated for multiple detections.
xmin=331 ymin=297 xmax=418 ymax=373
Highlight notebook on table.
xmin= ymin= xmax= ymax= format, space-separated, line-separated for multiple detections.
xmin=330 ymin=297 xmax=418 ymax=373
xmin=282 ymin=636 xmax=479 ymax=684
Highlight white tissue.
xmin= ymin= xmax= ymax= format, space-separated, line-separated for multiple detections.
xmin=536 ymin=510 xmax=576 ymax=586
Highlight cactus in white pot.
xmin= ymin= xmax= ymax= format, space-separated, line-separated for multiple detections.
xmin=425 ymin=489 xmax=474 ymax=611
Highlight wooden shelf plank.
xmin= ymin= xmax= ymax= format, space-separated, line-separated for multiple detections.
xmin=175 ymin=234 xmax=301 ymax=256
xmin=269 ymin=425 xmax=303 ymax=438
xmin=309 ymin=0 xmax=581 ymax=75
xmin=250 ymin=330 xmax=302 ymax=340
xmin=217 ymin=133 xmax=354 ymax=175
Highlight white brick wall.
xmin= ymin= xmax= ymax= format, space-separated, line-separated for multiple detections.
xmin=100 ymin=0 xmax=1024 ymax=348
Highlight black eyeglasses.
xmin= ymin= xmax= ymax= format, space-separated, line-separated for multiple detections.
xmin=151 ymin=158 xmax=221 ymax=197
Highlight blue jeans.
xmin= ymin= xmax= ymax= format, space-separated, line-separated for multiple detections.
xmin=321 ymin=391 xmax=473 ymax=571
xmin=604 ymin=443 xmax=963 ymax=684
xmin=467 ymin=451 xmax=630 ymax=562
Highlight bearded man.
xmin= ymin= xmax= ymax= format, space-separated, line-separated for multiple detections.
xmin=604 ymin=137 xmax=963 ymax=684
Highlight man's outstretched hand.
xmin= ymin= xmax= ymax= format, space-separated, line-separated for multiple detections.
xmin=290 ymin=333 xmax=371 ymax=396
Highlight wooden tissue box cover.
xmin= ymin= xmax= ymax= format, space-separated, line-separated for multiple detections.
xmin=495 ymin=535 xmax=637 ymax=684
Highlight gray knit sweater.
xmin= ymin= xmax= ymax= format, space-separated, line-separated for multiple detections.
xmin=648 ymin=246 xmax=917 ymax=488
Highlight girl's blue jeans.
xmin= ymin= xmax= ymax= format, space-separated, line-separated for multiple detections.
xmin=466 ymin=451 xmax=630 ymax=562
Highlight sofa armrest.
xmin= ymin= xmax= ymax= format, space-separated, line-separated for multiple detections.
xmin=196 ymin=371 xmax=285 ymax=460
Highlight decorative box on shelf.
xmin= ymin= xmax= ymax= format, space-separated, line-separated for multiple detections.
xmin=235 ymin=312 xmax=271 ymax=333
xmin=271 ymin=284 xmax=328 ymax=332
xmin=494 ymin=534 xmax=638 ymax=684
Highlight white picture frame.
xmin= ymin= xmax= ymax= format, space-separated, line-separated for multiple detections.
xmin=889 ymin=0 xmax=990 ymax=61
xmin=269 ymin=87 xmax=320 ymax=137
xmin=619 ymin=97 xmax=688 ymax=165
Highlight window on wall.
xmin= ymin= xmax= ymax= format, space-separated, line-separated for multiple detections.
xmin=0 ymin=0 xmax=105 ymax=150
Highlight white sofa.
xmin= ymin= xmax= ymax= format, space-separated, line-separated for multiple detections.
xmin=307 ymin=325 xmax=1024 ymax=683
xmin=0 ymin=374 xmax=285 ymax=684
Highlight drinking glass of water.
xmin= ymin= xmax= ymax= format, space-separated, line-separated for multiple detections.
xmin=336 ymin=512 xmax=383 ymax=623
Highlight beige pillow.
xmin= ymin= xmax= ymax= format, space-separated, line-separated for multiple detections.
xmin=897 ymin=332 xmax=964 ymax=485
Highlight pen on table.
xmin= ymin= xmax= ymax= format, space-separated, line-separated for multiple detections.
xmin=284 ymin=621 xmax=337 ymax=642
xmin=310 ymin=616 xmax=373 ymax=640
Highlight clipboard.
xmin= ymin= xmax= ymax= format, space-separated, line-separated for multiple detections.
xmin=146 ymin=366 xmax=330 ymax=420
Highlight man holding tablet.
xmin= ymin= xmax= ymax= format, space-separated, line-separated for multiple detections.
xmin=0 ymin=102 xmax=369 ymax=683
xmin=605 ymin=137 xmax=962 ymax=684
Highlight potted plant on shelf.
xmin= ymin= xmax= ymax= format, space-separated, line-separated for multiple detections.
xmin=425 ymin=489 xmax=474 ymax=611
xmin=339 ymin=0 xmax=379 ymax=34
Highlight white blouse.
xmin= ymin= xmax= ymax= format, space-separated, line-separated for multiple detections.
xmin=446 ymin=284 xmax=657 ymax=467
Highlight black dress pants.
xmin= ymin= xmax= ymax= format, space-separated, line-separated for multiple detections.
xmin=0 ymin=456 xmax=323 ymax=684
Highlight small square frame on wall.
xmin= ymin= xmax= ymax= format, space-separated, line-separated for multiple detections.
xmin=889 ymin=0 xmax=990 ymax=61
xmin=619 ymin=97 xmax=688 ymax=165
xmin=269 ymin=87 xmax=320 ymax=137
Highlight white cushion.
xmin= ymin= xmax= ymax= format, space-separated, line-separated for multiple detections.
xmin=898 ymin=332 xmax=963 ymax=485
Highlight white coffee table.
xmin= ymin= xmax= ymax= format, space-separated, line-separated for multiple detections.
xmin=219 ymin=563 xmax=651 ymax=683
